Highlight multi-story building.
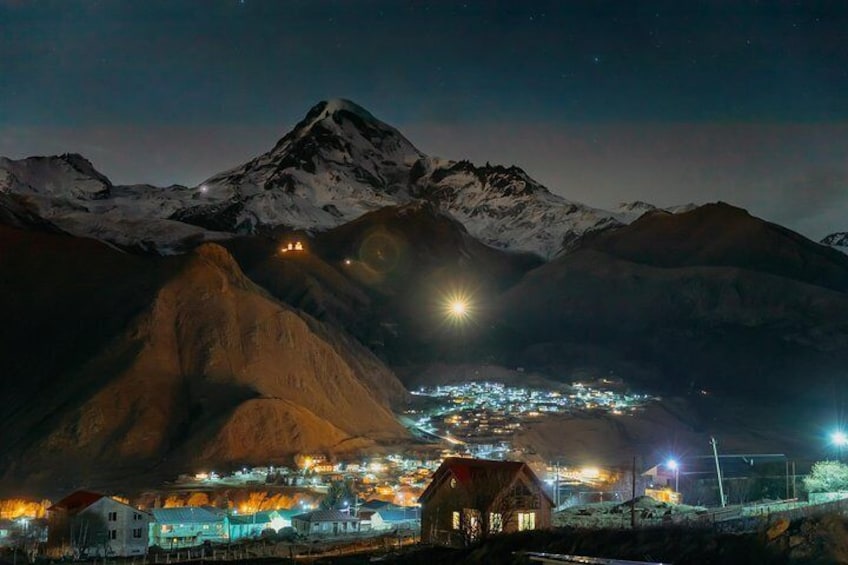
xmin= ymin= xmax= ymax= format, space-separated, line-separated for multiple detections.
xmin=149 ymin=507 xmax=227 ymax=549
xmin=46 ymin=490 xmax=151 ymax=558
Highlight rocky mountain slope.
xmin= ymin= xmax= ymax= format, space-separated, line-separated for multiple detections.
xmin=0 ymin=99 xmax=687 ymax=258
xmin=221 ymin=202 xmax=543 ymax=366
xmin=0 ymin=223 xmax=407 ymax=492
xmin=496 ymin=203 xmax=848 ymax=399
xmin=822 ymin=231 xmax=848 ymax=252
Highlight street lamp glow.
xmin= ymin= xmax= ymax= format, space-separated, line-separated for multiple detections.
xmin=450 ymin=301 xmax=467 ymax=316
xmin=441 ymin=290 xmax=474 ymax=324
xmin=666 ymin=459 xmax=678 ymax=471
xmin=832 ymin=431 xmax=848 ymax=446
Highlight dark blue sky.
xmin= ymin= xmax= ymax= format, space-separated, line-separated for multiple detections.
xmin=2 ymin=0 xmax=847 ymax=237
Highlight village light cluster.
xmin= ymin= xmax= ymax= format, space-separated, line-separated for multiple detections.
xmin=408 ymin=380 xmax=658 ymax=446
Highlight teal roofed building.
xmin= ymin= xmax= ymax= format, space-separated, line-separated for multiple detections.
xmin=149 ymin=507 xmax=227 ymax=549
xmin=228 ymin=510 xmax=287 ymax=540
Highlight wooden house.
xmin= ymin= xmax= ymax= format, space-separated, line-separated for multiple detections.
xmin=419 ymin=458 xmax=552 ymax=546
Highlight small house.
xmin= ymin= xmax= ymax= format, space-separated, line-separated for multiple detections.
xmin=419 ymin=458 xmax=552 ymax=546
xmin=291 ymin=509 xmax=360 ymax=537
xmin=227 ymin=510 xmax=290 ymax=540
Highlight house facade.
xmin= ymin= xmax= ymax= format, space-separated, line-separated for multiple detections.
xmin=149 ymin=507 xmax=227 ymax=548
xmin=227 ymin=510 xmax=289 ymax=540
xmin=47 ymin=491 xmax=151 ymax=558
xmin=291 ymin=509 xmax=360 ymax=537
xmin=419 ymin=458 xmax=552 ymax=546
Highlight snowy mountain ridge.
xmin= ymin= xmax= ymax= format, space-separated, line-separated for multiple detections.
xmin=822 ymin=232 xmax=848 ymax=253
xmin=0 ymin=99 xmax=689 ymax=258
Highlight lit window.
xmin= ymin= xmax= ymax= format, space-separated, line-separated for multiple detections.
xmin=489 ymin=512 xmax=503 ymax=533
xmin=451 ymin=511 xmax=460 ymax=530
xmin=517 ymin=512 xmax=535 ymax=531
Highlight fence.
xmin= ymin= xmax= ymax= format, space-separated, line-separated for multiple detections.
xmin=710 ymin=496 xmax=848 ymax=534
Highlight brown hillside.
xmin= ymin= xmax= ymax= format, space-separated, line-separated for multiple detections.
xmin=578 ymin=202 xmax=848 ymax=292
xmin=500 ymin=249 xmax=848 ymax=395
xmin=0 ymin=229 xmax=407 ymax=492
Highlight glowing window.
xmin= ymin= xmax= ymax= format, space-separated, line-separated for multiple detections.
xmin=489 ymin=512 xmax=503 ymax=533
xmin=517 ymin=512 xmax=535 ymax=531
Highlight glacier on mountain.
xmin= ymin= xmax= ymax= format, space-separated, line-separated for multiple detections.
xmin=0 ymin=99 xmax=691 ymax=258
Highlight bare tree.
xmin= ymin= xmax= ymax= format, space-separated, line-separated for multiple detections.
xmin=71 ymin=511 xmax=109 ymax=559
xmin=449 ymin=470 xmax=535 ymax=546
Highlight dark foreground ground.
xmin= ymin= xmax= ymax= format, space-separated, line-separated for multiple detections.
xmin=320 ymin=513 xmax=848 ymax=565
xmin=4 ymin=513 xmax=848 ymax=565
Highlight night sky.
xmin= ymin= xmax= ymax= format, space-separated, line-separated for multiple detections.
xmin=2 ymin=0 xmax=847 ymax=238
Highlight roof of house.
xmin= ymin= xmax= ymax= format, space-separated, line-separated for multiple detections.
xmin=376 ymin=507 xmax=421 ymax=522
xmin=48 ymin=490 xmax=105 ymax=513
xmin=228 ymin=511 xmax=278 ymax=525
xmin=360 ymin=499 xmax=393 ymax=511
xmin=357 ymin=510 xmax=377 ymax=520
xmin=291 ymin=509 xmax=359 ymax=523
xmin=418 ymin=457 xmax=553 ymax=505
xmin=151 ymin=507 xmax=223 ymax=524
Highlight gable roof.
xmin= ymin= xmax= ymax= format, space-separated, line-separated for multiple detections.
xmin=418 ymin=458 xmax=553 ymax=505
xmin=376 ymin=507 xmax=421 ymax=522
xmin=360 ymin=499 xmax=393 ymax=511
xmin=48 ymin=490 xmax=105 ymax=513
xmin=151 ymin=507 xmax=223 ymax=524
xmin=228 ymin=511 xmax=278 ymax=525
xmin=291 ymin=509 xmax=359 ymax=523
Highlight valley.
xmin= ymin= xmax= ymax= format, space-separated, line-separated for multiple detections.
xmin=1 ymin=99 xmax=847 ymax=499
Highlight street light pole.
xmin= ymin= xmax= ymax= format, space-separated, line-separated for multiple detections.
xmin=710 ymin=436 xmax=726 ymax=508
xmin=666 ymin=459 xmax=679 ymax=493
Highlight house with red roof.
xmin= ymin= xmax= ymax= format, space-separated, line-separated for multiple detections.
xmin=46 ymin=490 xmax=151 ymax=558
xmin=418 ymin=458 xmax=552 ymax=546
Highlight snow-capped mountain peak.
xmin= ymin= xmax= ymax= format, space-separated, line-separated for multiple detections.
xmin=176 ymin=99 xmax=425 ymax=233
xmin=0 ymin=153 xmax=112 ymax=200
xmin=822 ymin=232 xmax=848 ymax=253
xmin=0 ymin=99 xmax=691 ymax=258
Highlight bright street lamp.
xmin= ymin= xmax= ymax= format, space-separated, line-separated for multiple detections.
xmin=666 ymin=459 xmax=679 ymax=492
xmin=442 ymin=290 xmax=474 ymax=324
xmin=832 ymin=431 xmax=848 ymax=461
xmin=450 ymin=301 xmax=467 ymax=317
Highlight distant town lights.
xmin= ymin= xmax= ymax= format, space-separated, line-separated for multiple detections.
xmin=580 ymin=467 xmax=600 ymax=479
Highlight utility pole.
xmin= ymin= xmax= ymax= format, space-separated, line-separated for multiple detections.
xmin=792 ymin=461 xmax=797 ymax=499
xmin=630 ymin=456 xmax=637 ymax=529
xmin=554 ymin=461 xmax=560 ymax=508
xmin=785 ymin=460 xmax=790 ymax=500
xmin=710 ymin=436 xmax=727 ymax=507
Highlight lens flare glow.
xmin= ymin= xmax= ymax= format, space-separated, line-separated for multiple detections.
xmin=442 ymin=290 xmax=473 ymax=323
xmin=450 ymin=301 xmax=467 ymax=316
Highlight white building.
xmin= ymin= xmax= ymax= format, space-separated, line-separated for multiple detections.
xmin=47 ymin=491 xmax=151 ymax=558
